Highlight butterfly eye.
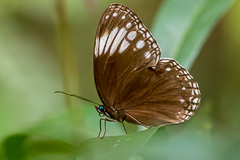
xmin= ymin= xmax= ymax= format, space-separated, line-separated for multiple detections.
xmin=99 ymin=105 xmax=105 ymax=112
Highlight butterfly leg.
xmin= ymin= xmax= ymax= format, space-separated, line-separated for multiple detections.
xmin=98 ymin=118 xmax=116 ymax=139
xmin=97 ymin=118 xmax=103 ymax=138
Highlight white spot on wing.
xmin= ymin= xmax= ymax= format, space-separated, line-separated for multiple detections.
xmin=138 ymin=23 xmax=143 ymax=29
xmin=99 ymin=32 xmax=108 ymax=56
xmin=192 ymin=104 xmax=197 ymax=110
xmin=195 ymin=89 xmax=199 ymax=95
xmin=189 ymin=82 xmax=192 ymax=87
xmin=121 ymin=15 xmax=126 ymax=19
xmin=152 ymin=43 xmax=157 ymax=48
xmin=191 ymin=90 xmax=195 ymax=95
xmin=110 ymin=27 xmax=128 ymax=55
xmin=94 ymin=36 xmax=99 ymax=57
xmin=180 ymin=99 xmax=185 ymax=103
xmin=104 ymin=27 xmax=119 ymax=54
xmin=193 ymin=83 xmax=197 ymax=88
xmin=113 ymin=12 xmax=117 ymax=17
xmin=126 ymin=22 xmax=132 ymax=29
xmin=144 ymin=51 xmax=151 ymax=59
xmin=106 ymin=15 xmax=109 ymax=19
xmin=136 ymin=40 xmax=145 ymax=49
xmin=165 ymin=67 xmax=171 ymax=71
xmin=127 ymin=31 xmax=137 ymax=41
xmin=193 ymin=98 xmax=198 ymax=104
xmin=161 ymin=59 xmax=170 ymax=63
xmin=119 ymin=39 xmax=130 ymax=53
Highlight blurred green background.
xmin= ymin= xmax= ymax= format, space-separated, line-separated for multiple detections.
xmin=0 ymin=0 xmax=240 ymax=160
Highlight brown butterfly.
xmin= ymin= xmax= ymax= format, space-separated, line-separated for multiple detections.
xmin=56 ymin=3 xmax=201 ymax=138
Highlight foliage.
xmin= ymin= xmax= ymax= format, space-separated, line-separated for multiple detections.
xmin=0 ymin=0 xmax=238 ymax=160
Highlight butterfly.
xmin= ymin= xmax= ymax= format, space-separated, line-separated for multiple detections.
xmin=56 ymin=3 xmax=201 ymax=138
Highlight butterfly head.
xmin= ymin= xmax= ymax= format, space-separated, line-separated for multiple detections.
xmin=96 ymin=105 xmax=110 ymax=117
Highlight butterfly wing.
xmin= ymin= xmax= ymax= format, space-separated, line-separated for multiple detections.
xmin=122 ymin=58 xmax=201 ymax=126
xmin=94 ymin=4 xmax=201 ymax=126
xmin=94 ymin=4 xmax=160 ymax=107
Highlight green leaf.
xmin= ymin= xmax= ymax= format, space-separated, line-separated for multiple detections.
xmin=76 ymin=128 xmax=158 ymax=160
xmin=152 ymin=0 xmax=236 ymax=69
xmin=138 ymin=128 xmax=169 ymax=160
xmin=1 ymin=128 xmax=158 ymax=160
xmin=2 ymin=134 xmax=28 ymax=160
xmin=2 ymin=134 xmax=76 ymax=160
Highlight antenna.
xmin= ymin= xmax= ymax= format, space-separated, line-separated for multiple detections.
xmin=55 ymin=91 xmax=101 ymax=106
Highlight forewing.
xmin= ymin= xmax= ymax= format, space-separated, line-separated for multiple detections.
xmin=94 ymin=4 xmax=161 ymax=107
xmin=123 ymin=58 xmax=201 ymax=126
